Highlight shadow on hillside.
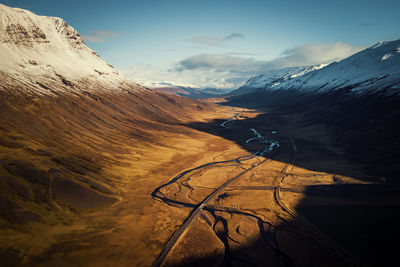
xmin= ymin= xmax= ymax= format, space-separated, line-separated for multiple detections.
xmin=163 ymin=200 xmax=400 ymax=267
xmin=220 ymin=89 xmax=400 ymax=181
xmin=166 ymin=102 xmax=400 ymax=266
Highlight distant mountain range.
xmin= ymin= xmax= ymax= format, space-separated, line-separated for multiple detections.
xmin=231 ymin=64 xmax=327 ymax=95
xmin=233 ymin=39 xmax=400 ymax=95
xmin=154 ymin=85 xmax=232 ymax=99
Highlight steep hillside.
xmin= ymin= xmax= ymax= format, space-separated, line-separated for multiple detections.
xmin=237 ymin=39 xmax=400 ymax=95
xmin=225 ymin=39 xmax=400 ymax=181
xmin=219 ymin=40 xmax=400 ymax=267
xmin=0 ymin=4 xmax=230 ymax=264
xmin=272 ymin=40 xmax=400 ymax=93
xmin=0 ymin=3 xmax=126 ymax=94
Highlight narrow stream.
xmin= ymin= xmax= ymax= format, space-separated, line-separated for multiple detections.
xmin=152 ymin=111 xmax=287 ymax=266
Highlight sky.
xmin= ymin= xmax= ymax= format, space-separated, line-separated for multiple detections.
xmin=2 ymin=0 xmax=400 ymax=89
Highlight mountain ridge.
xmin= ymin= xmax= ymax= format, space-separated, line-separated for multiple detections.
xmin=0 ymin=3 xmax=219 ymax=246
xmin=232 ymin=64 xmax=327 ymax=95
xmin=0 ymin=3 xmax=129 ymax=95
xmin=235 ymin=39 xmax=400 ymax=95
xmin=154 ymin=85 xmax=232 ymax=99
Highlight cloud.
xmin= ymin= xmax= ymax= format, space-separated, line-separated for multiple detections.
xmin=123 ymin=42 xmax=366 ymax=90
xmin=120 ymin=63 xmax=240 ymax=89
xmin=189 ymin=32 xmax=245 ymax=47
xmin=176 ymin=42 xmax=365 ymax=74
xmin=175 ymin=54 xmax=262 ymax=73
xmin=227 ymin=51 xmax=259 ymax=56
xmin=81 ymin=35 xmax=103 ymax=43
xmin=93 ymin=30 xmax=119 ymax=38
xmin=161 ymin=48 xmax=178 ymax=51
xmin=112 ymin=52 xmax=134 ymax=59
xmin=82 ymin=30 xmax=119 ymax=43
xmin=274 ymin=42 xmax=365 ymax=67
xmin=189 ymin=36 xmax=221 ymax=47
xmin=222 ymin=33 xmax=245 ymax=41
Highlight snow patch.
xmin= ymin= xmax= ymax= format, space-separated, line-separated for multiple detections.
xmin=0 ymin=3 xmax=128 ymax=94
xmin=239 ymin=39 xmax=400 ymax=95
xmin=235 ymin=63 xmax=328 ymax=94
xmin=371 ymin=41 xmax=385 ymax=49
xmin=381 ymin=53 xmax=392 ymax=60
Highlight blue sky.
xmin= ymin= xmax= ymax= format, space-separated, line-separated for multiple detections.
xmin=2 ymin=0 xmax=400 ymax=88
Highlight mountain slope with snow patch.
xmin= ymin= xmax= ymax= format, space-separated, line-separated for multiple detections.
xmin=238 ymin=39 xmax=400 ymax=95
xmin=0 ymin=4 xmax=127 ymax=95
xmin=284 ymin=40 xmax=400 ymax=93
xmin=232 ymin=64 xmax=327 ymax=95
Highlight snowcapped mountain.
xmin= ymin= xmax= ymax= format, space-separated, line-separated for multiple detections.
xmin=0 ymin=3 xmax=209 ymax=242
xmin=232 ymin=64 xmax=327 ymax=95
xmin=273 ymin=40 xmax=400 ymax=94
xmin=0 ymin=4 xmax=127 ymax=95
xmin=236 ymin=39 xmax=400 ymax=95
xmin=154 ymin=86 xmax=232 ymax=99
xmin=226 ymin=39 xmax=400 ymax=185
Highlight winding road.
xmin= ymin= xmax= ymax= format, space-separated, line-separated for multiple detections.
xmin=152 ymin=158 xmax=268 ymax=267
xmin=151 ymin=109 xmax=357 ymax=267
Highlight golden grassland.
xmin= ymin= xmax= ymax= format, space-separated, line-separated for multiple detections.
xmin=1 ymin=83 xmax=399 ymax=266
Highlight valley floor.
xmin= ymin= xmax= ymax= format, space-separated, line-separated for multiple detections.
xmin=1 ymin=100 xmax=399 ymax=267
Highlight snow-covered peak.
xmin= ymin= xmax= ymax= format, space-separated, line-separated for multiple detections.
xmin=0 ymin=4 xmax=126 ymax=94
xmin=0 ymin=4 xmax=82 ymax=48
xmin=244 ymin=64 xmax=327 ymax=88
xmin=232 ymin=64 xmax=326 ymax=95
xmin=269 ymin=39 xmax=400 ymax=94
xmin=236 ymin=39 xmax=400 ymax=95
